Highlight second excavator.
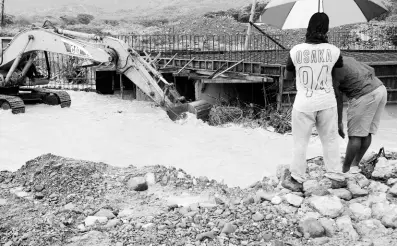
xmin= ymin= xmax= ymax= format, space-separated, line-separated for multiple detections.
xmin=0 ymin=21 xmax=211 ymax=120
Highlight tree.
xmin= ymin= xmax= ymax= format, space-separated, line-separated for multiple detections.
xmin=77 ymin=14 xmax=94 ymax=25
xmin=1 ymin=0 xmax=5 ymax=27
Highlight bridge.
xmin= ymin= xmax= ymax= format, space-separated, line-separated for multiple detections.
xmin=119 ymin=32 xmax=397 ymax=111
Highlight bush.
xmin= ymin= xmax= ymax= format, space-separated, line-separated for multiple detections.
xmin=77 ymin=14 xmax=94 ymax=25
xmin=59 ymin=15 xmax=78 ymax=25
xmin=237 ymin=12 xmax=250 ymax=23
xmin=1 ymin=14 xmax=15 ymax=25
xmin=202 ymin=2 xmax=267 ymax=23
xmin=137 ymin=18 xmax=169 ymax=27
xmin=103 ymin=19 xmax=119 ymax=26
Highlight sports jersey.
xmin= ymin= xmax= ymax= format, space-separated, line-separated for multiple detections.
xmin=288 ymin=43 xmax=342 ymax=112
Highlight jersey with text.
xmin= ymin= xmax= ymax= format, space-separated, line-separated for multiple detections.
xmin=290 ymin=43 xmax=341 ymax=112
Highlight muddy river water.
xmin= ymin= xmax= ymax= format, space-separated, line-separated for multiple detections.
xmin=1 ymin=91 xmax=396 ymax=188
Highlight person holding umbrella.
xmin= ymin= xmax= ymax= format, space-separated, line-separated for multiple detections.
xmin=333 ymin=56 xmax=388 ymax=174
xmin=281 ymin=12 xmax=346 ymax=191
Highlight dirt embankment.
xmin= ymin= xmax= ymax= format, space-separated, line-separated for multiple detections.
xmin=1 ymin=152 xmax=397 ymax=246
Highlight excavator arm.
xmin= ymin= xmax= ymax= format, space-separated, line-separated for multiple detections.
xmin=51 ymin=28 xmax=199 ymax=119
xmin=0 ymin=25 xmax=212 ymax=120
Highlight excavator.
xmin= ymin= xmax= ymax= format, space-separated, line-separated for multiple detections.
xmin=0 ymin=21 xmax=211 ymax=120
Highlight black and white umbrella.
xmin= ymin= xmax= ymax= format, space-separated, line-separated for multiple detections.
xmin=258 ymin=0 xmax=389 ymax=29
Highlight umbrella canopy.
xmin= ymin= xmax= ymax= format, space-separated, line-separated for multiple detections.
xmin=258 ymin=0 xmax=388 ymax=29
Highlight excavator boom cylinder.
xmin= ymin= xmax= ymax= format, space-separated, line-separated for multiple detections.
xmin=3 ymin=35 xmax=34 ymax=86
xmin=54 ymin=28 xmax=102 ymax=41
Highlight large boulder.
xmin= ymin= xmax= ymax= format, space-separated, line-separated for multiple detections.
xmin=303 ymin=180 xmax=329 ymax=196
xmin=349 ymin=203 xmax=372 ymax=221
xmin=298 ymin=218 xmax=326 ymax=239
xmin=84 ymin=216 xmax=108 ymax=226
xmin=283 ymin=193 xmax=304 ymax=207
xmin=371 ymin=202 xmax=394 ymax=220
xmin=94 ymin=209 xmax=116 ymax=219
xmin=347 ymin=180 xmax=369 ymax=198
xmin=255 ymin=189 xmax=275 ymax=202
xmin=366 ymin=192 xmax=388 ymax=207
xmin=371 ymin=158 xmax=397 ymax=180
xmin=355 ymin=219 xmax=388 ymax=238
xmin=318 ymin=218 xmax=336 ymax=237
xmin=309 ymin=195 xmax=344 ymax=218
xmin=127 ymin=177 xmax=148 ymax=191
xmin=336 ymin=215 xmax=359 ymax=241
xmin=328 ymin=188 xmax=352 ymax=201
xmin=368 ymin=181 xmax=389 ymax=193
xmin=381 ymin=214 xmax=397 ymax=229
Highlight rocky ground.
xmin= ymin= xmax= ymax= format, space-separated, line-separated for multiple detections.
xmin=1 ymin=151 xmax=397 ymax=246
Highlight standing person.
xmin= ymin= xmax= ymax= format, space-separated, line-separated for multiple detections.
xmin=333 ymin=56 xmax=387 ymax=174
xmin=281 ymin=12 xmax=345 ymax=192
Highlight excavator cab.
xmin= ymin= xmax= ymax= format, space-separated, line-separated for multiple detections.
xmin=20 ymin=52 xmax=51 ymax=87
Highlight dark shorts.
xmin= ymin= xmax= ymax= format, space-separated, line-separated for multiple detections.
xmin=347 ymin=85 xmax=387 ymax=137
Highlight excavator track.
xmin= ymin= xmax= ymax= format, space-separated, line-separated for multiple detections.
xmin=0 ymin=95 xmax=25 ymax=114
xmin=31 ymin=88 xmax=71 ymax=108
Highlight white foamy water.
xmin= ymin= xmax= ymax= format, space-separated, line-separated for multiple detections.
xmin=1 ymin=91 xmax=396 ymax=188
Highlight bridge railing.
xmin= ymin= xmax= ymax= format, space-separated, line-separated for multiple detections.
xmin=115 ymin=29 xmax=397 ymax=63
xmin=116 ymin=34 xmax=286 ymax=63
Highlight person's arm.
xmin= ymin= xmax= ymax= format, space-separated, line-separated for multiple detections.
xmin=334 ymin=54 xmax=344 ymax=68
xmin=285 ymin=54 xmax=296 ymax=80
xmin=332 ymin=69 xmax=345 ymax=138
xmin=334 ymin=84 xmax=344 ymax=125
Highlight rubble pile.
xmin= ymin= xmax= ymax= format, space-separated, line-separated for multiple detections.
xmin=208 ymin=104 xmax=292 ymax=134
xmin=1 ymin=152 xmax=397 ymax=246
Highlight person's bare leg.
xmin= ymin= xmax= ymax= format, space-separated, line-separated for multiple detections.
xmin=343 ymin=136 xmax=362 ymax=173
xmin=351 ymin=134 xmax=372 ymax=167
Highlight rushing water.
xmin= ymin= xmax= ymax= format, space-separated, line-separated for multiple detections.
xmin=1 ymin=91 xmax=396 ymax=188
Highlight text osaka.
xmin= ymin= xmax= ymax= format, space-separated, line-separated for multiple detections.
xmin=295 ymin=49 xmax=333 ymax=64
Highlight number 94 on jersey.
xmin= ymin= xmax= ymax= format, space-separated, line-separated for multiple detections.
xmin=298 ymin=65 xmax=331 ymax=97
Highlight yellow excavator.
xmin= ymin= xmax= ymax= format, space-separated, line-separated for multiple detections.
xmin=0 ymin=21 xmax=211 ymax=120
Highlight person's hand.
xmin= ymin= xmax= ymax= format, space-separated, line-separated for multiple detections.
xmin=338 ymin=122 xmax=345 ymax=139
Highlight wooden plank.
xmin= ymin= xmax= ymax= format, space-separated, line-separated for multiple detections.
xmin=170 ymin=69 xmax=275 ymax=82
xmin=160 ymin=57 xmax=282 ymax=69
xmin=207 ymin=63 xmax=228 ymax=79
xmin=365 ymin=61 xmax=397 ymax=66
xmin=202 ymin=78 xmax=269 ymax=84
xmin=213 ymin=59 xmax=245 ymax=79
xmin=161 ymin=54 xmax=178 ymax=68
xmin=176 ymin=57 xmax=195 ymax=74
xmin=277 ymin=66 xmax=285 ymax=111
xmin=377 ymin=75 xmax=397 ymax=78
xmin=159 ymin=67 xmax=179 ymax=73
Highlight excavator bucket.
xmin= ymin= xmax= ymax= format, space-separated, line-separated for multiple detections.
xmin=166 ymin=104 xmax=189 ymax=121
xmin=166 ymin=100 xmax=213 ymax=121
